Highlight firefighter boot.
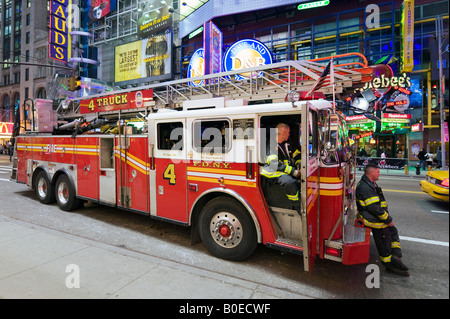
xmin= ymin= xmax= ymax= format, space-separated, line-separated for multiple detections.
xmin=385 ymin=262 xmax=410 ymax=277
xmin=392 ymin=255 xmax=409 ymax=271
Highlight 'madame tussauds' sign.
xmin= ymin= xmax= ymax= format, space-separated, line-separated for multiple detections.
xmin=49 ymin=0 xmax=72 ymax=63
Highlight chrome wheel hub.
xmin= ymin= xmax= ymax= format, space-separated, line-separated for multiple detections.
xmin=57 ymin=182 xmax=69 ymax=205
xmin=37 ymin=178 xmax=47 ymax=198
xmin=210 ymin=212 xmax=243 ymax=248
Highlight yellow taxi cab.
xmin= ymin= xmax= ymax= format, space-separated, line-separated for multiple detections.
xmin=420 ymin=169 xmax=449 ymax=202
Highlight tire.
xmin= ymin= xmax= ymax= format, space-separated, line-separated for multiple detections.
xmin=199 ymin=197 xmax=258 ymax=261
xmin=35 ymin=171 xmax=55 ymax=204
xmin=55 ymin=174 xmax=81 ymax=211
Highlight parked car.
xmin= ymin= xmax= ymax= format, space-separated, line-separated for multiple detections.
xmin=420 ymin=169 xmax=449 ymax=202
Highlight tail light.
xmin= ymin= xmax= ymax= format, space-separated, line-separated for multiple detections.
xmin=325 ymin=247 xmax=342 ymax=258
xmin=441 ymin=178 xmax=449 ymax=188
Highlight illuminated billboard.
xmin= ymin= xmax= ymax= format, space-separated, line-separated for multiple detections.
xmin=137 ymin=0 xmax=173 ymax=39
xmin=115 ymin=32 xmax=172 ymax=83
xmin=88 ymin=0 xmax=117 ymax=20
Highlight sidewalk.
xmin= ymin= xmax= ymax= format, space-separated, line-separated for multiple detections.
xmin=0 ymin=214 xmax=307 ymax=299
xmin=355 ymin=165 xmax=431 ymax=178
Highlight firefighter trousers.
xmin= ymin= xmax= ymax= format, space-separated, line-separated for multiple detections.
xmin=371 ymin=225 xmax=402 ymax=264
xmin=276 ymin=174 xmax=300 ymax=209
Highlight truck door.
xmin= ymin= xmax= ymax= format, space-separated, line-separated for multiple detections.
xmin=76 ymin=136 xmax=99 ymax=200
xmin=115 ymin=133 xmax=149 ymax=212
xmin=149 ymin=119 xmax=188 ymax=223
xmin=300 ymin=102 xmax=320 ymax=272
xmin=99 ymin=136 xmax=116 ymax=205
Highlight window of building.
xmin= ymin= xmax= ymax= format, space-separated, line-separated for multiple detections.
xmin=4 ymin=24 xmax=11 ymax=36
xmin=36 ymin=88 xmax=47 ymax=99
xmin=422 ymin=1 xmax=449 ymax=19
xmin=3 ymin=75 xmax=10 ymax=85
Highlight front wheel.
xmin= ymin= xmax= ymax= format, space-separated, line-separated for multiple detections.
xmin=55 ymin=174 xmax=81 ymax=211
xmin=199 ymin=197 xmax=258 ymax=261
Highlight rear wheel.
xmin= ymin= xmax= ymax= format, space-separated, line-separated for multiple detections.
xmin=55 ymin=174 xmax=81 ymax=211
xmin=35 ymin=171 xmax=55 ymax=204
xmin=199 ymin=197 xmax=258 ymax=261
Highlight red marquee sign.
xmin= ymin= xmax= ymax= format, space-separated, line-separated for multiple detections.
xmin=382 ymin=113 xmax=411 ymax=119
xmin=0 ymin=122 xmax=14 ymax=135
xmin=79 ymin=89 xmax=153 ymax=114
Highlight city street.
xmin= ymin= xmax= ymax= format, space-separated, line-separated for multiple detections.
xmin=0 ymin=155 xmax=448 ymax=299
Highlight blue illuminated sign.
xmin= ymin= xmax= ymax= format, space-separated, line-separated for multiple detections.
xmin=187 ymin=48 xmax=205 ymax=87
xmin=223 ymin=39 xmax=273 ymax=80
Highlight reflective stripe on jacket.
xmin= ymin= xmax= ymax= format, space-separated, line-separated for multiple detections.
xmin=355 ymin=175 xmax=393 ymax=228
xmin=261 ymin=154 xmax=295 ymax=178
xmin=261 ymin=142 xmax=300 ymax=179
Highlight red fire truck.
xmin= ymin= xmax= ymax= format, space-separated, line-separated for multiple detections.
xmin=11 ymin=58 xmax=373 ymax=271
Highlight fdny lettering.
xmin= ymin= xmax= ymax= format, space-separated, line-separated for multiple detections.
xmin=88 ymin=94 xmax=128 ymax=111
xmin=192 ymin=161 xmax=230 ymax=169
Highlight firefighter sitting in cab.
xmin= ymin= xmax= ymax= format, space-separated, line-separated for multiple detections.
xmin=261 ymin=123 xmax=301 ymax=210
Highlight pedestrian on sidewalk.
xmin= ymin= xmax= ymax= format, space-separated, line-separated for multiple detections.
xmin=355 ymin=164 xmax=409 ymax=277
xmin=418 ymin=148 xmax=427 ymax=171
xmin=426 ymin=151 xmax=433 ymax=169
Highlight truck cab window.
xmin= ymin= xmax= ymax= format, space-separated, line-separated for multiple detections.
xmin=157 ymin=122 xmax=184 ymax=151
xmin=193 ymin=119 xmax=230 ymax=154
xmin=309 ymin=111 xmax=319 ymax=158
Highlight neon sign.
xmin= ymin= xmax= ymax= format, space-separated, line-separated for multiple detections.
xmin=49 ymin=0 xmax=72 ymax=63
xmin=0 ymin=122 xmax=13 ymax=135
xmin=203 ymin=21 xmax=223 ymax=76
xmin=361 ymin=73 xmax=412 ymax=91
xmin=298 ymin=0 xmax=330 ymax=10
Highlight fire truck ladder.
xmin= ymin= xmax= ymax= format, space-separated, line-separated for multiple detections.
xmin=62 ymin=58 xmax=371 ymax=118
xmin=144 ymin=60 xmax=369 ymax=108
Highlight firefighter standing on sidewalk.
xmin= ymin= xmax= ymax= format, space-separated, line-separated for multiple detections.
xmin=355 ymin=164 xmax=410 ymax=277
xmin=261 ymin=123 xmax=301 ymax=209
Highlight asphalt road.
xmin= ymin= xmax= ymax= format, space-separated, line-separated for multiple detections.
xmin=0 ymin=155 xmax=448 ymax=299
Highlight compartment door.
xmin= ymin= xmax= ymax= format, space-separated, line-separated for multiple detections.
xmin=99 ymin=137 xmax=116 ymax=205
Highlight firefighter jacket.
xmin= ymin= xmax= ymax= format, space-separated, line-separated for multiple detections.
xmin=261 ymin=141 xmax=301 ymax=178
xmin=355 ymin=174 xmax=393 ymax=228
